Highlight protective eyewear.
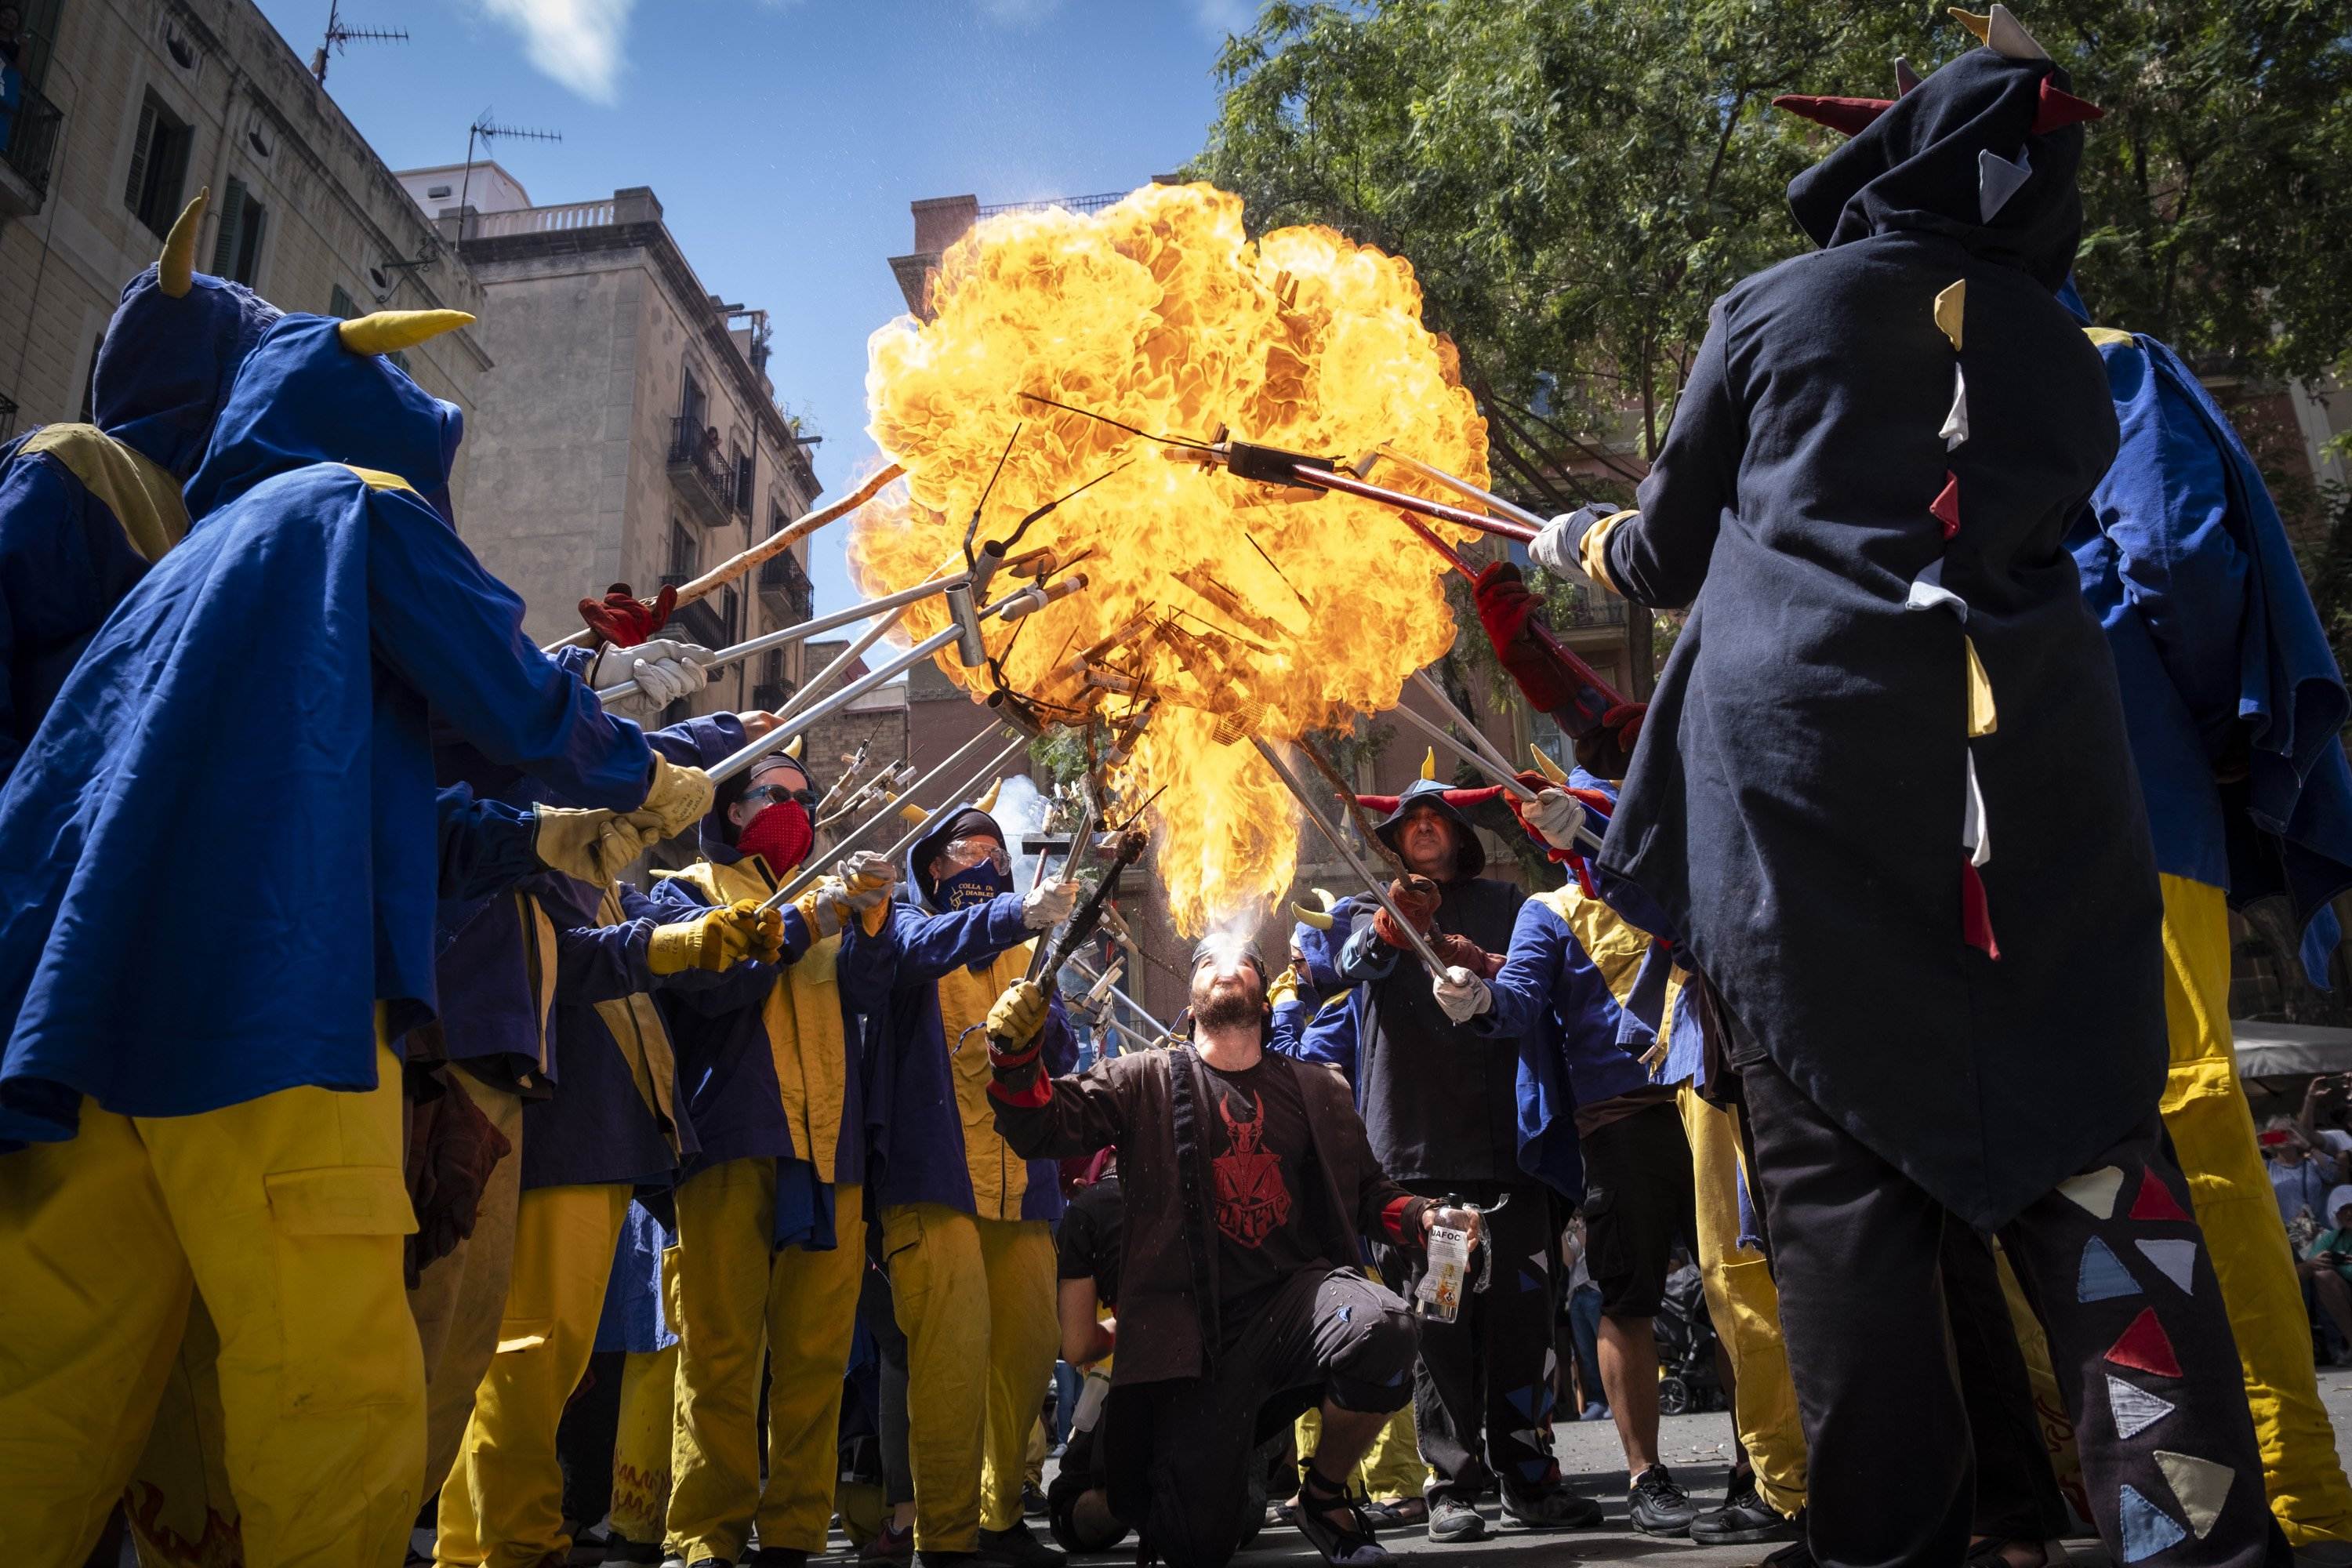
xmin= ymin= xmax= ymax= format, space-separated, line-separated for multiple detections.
xmin=940 ymin=836 xmax=1011 ymax=874
xmin=743 ymin=782 xmax=815 ymax=811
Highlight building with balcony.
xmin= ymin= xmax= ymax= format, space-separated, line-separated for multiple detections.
xmin=0 ymin=0 xmax=487 ymax=466
xmin=398 ymin=168 xmax=822 ymax=717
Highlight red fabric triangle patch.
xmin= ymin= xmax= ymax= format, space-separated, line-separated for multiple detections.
xmin=2129 ymin=1167 xmax=2192 ymax=1223
xmin=1960 ymin=857 xmax=2001 ymax=960
xmin=2031 ymin=79 xmax=2106 ymax=135
xmin=1771 ymin=94 xmax=1894 ymax=136
xmin=1931 ymin=472 xmax=1962 ymax=539
xmin=2105 ymin=1307 xmax=2183 ymax=1378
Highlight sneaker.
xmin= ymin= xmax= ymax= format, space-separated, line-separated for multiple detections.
xmin=1499 ymin=1483 xmax=1605 ymax=1530
xmin=1425 ymin=1498 xmax=1488 ymax=1543
xmin=861 ymin=1519 xmax=915 ymax=1564
xmin=1361 ymin=1497 xmax=1427 ymax=1531
xmin=1293 ymin=1472 xmax=1389 ymax=1566
xmin=1628 ymin=1465 xmax=1700 ymax=1537
xmin=1579 ymin=1402 xmax=1610 ymax=1421
xmin=1690 ymin=1475 xmax=1800 ymax=1547
xmin=975 ymin=1520 xmax=1065 ymax=1568
xmin=1022 ymin=1484 xmax=1049 ymax=1519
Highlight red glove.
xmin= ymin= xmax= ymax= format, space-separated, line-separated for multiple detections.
xmin=579 ymin=582 xmax=677 ymax=649
xmin=1574 ymin=702 xmax=1648 ymax=782
xmin=1373 ymin=874 xmax=1442 ymax=950
xmin=1431 ymin=930 xmax=1503 ymax=979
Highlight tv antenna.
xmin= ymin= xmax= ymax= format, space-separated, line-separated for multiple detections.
xmin=458 ymin=111 xmax=564 ymax=223
xmin=310 ymin=0 xmax=406 ymax=85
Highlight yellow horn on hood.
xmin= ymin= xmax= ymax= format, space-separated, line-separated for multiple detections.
xmin=898 ymin=801 xmax=929 ymax=826
xmin=1530 ymin=745 xmax=1569 ymax=785
xmin=975 ymin=778 xmax=1003 ymax=814
xmin=783 ymin=734 xmax=804 ymax=761
xmin=158 ymin=188 xmax=209 ymax=299
xmin=1290 ymin=886 xmax=1339 ymax=931
xmin=1420 ymin=746 xmax=1437 ymax=781
xmin=338 ymin=309 xmax=475 ymax=356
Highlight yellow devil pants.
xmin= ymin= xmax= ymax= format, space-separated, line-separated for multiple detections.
xmin=435 ymin=1182 xmax=633 ymax=1568
xmin=1294 ymin=1403 xmax=1425 ymax=1502
xmin=408 ymin=1075 xmax=526 ymax=1494
xmin=882 ymin=1203 xmax=1058 ymax=1554
xmin=1677 ymin=1084 xmax=1807 ymax=1520
xmin=668 ymin=1161 xmax=867 ymax=1564
xmin=0 ymin=1043 xmax=421 ymax=1568
xmin=612 ymin=1342 xmax=681 ymax=1548
xmin=2158 ymin=873 xmax=2352 ymax=1544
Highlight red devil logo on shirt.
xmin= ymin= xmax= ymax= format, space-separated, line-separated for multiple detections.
xmin=1212 ymin=1090 xmax=1292 ymax=1247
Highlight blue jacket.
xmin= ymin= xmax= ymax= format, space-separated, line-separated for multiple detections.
xmin=2067 ymin=328 xmax=2352 ymax=982
xmin=843 ymin=891 xmax=1076 ymax=1222
xmin=0 ymin=314 xmax=653 ymax=1142
xmin=0 ymin=263 xmax=279 ymax=781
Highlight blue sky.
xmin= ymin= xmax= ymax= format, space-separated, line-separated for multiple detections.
xmin=252 ymin=0 xmax=1256 ymax=614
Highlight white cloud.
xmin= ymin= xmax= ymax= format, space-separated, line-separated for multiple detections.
xmin=1190 ymin=0 xmax=1261 ymax=36
xmin=478 ymin=0 xmax=634 ymax=103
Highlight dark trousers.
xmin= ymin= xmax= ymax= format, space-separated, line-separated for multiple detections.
xmin=1941 ymin=1223 xmax=2071 ymax=1543
xmin=1127 ymin=1267 xmax=1418 ymax=1568
xmin=1392 ymin=1178 xmax=1561 ymax=1503
xmin=1743 ymin=1056 xmax=2281 ymax=1568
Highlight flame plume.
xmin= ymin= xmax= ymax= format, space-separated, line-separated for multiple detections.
xmin=851 ymin=183 xmax=1486 ymax=934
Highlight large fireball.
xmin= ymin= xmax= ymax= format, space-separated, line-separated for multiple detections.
xmin=850 ymin=182 xmax=1486 ymax=934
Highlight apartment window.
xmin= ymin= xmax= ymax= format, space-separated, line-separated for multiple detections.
xmin=666 ymin=521 xmax=695 ymax=584
xmin=123 ymin=92 xmax=195 ymax=239
xmin=78 ymin=333 xmax=103 ymax=422
xmin=209 ymin=177 xmax=267 ymax=287
xmin=680 ymin=366 xmax=707 ymax=434
xmin=329 ymin=284 xmax=358 ymax=318
xmin=732 ymin=442 xmax=753 ymax=511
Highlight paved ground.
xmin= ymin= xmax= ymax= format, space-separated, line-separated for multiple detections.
xmin=1008 ymin=1366 xmax=2352 ymax=1568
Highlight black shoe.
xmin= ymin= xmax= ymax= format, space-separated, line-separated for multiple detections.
xmin=975 ymin=1520 xmax=1065 ymax=1568
xmin=1628 ymin=1465 xmax=1700 ymax=1537
xmin=1293 ymin=1472 xmax=1389 ymax=1566
xmin=1425 ymin=1498 xmax=1487 ymax=1543
xmin=1022 ymin=1484 xmax=1050 ymax=1519
xmin=604 ymin=1542 xmax=664 ymax=1566
xmin=1762 ymin=1531 xmax=1817 ymax=1568
xmin=1360 ymin=1497 xmax=1427 ymax=1532
xmin=1498 ymin=1481 xmax=1604 ymax=1530
xmin=686 ymin=1559 xmax=734 ymax=1568
xmin=1690 ymin=1475 xmax=1801 ymax=1547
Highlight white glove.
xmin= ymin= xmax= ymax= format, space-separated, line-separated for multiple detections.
xmin=1432 ymin=964 xmax=1491 ymax=1024
xmin=840 ymin=851 xmax=898 ymax=910
xmin=1530 ymin=505 xmax=1611 ymax=579
xmin=591 ymin=639 xmax=714 ymax=711
xmin=1525 ymin=788 xmax=1586 ymax=851
xmin=1023 ymin=879 xmax=1080 ymax=930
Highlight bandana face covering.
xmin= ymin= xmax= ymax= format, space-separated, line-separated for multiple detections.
xmin=937 ymin=861 xmax=1010 ymax=911
xmin=737 ymin=801 xmax=813 ymax=873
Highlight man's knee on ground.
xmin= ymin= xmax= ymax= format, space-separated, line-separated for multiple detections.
xmin=1326 ymin=1305 xmax=1419 ymax=1414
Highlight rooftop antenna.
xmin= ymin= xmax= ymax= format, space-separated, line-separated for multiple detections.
xmin=456 ymin=111 xmax=563 ymax=231
xmin=310 ymin=0 xmax=407 ymax=85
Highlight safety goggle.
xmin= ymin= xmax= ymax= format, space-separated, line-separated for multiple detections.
xmin=939 ymin=836 xmax=1011 ymax=874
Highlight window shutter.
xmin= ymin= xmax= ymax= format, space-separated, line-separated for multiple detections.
xmin=232 ymin=200 xmax=265 ymax=284
xmin=329 ymin=284 xmax=356 ymax=318
xmin=209 ymin=178 xmax=245 ymax=275
xmin=155 ymin=122 xmax=193 ymax=220
xmin=123 ymin=101 xmax=156 ymax=211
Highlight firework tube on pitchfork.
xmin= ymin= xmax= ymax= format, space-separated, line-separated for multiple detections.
xmin=1250 ymin=738 xmax=1448 ymax=978
xmin=1029 ymin=828 xmax=1150 ymax=996
xmin=1365 ymin=444 xmax=1551 ymax=534
xmin=548 ymin=463 xmax=907 ymax=652
xmin=765 ymin=726 xmax=1026 ymax=908
xmin=1025 ymin=789 xmax=1101 ymax=983
xmin=710 ymin=577 xmax=1088 ymax=786
xmin=1398 ymin=672 xmax=1606 ymax=855
xmin=1064 ymin=955 xmax=1174 ymax=1040
xmin=593 ymin=574 xmax=976 ymax=706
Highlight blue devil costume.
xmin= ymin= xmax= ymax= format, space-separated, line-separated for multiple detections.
xmin=0 ymin=190 xmax=280 ymax=781
xmin=0 ymin=302 xmax=663 ymax=1567
xmin=1558 ymin=14 xmax=2282 ymax=1564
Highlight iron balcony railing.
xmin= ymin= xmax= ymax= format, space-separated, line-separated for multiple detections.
xmin=2 ymin=82 xmax=64 ymax=198
xmin=1558 ymin=592 xmax=1629 ymax=630
xmin=666 ymin=417 xmax=739 ymax=525
xmin=757 ymin=550 xmax=815 ymax=625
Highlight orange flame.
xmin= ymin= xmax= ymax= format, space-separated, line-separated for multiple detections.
xmin=850 ymin=183 xmax=1486 ymax=934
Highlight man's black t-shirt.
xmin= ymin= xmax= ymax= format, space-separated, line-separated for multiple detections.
xmin=1202 ymin=1054 xmax=1328 ymax=1326
xmin=1055 ymin=1174 xmax=1125 ymax=1308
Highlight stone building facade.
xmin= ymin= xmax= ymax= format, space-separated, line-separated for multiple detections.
xmin=0 ymin=0 xmax=487 ymax=485
xmin=400 ymin=169 xmax=822 ymax=719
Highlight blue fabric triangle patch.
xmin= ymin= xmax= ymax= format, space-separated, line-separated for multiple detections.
xmin=2078 ymin=1235 xmax=2141 ymax=1302
xmin=1519 ymin=1269 xmax=1546 ymax=1293
xmin=2119 ymin=1482 xmax=2187 ymax=1561
xmin=1505 ymin=1382 xmax=1544 ymax=1421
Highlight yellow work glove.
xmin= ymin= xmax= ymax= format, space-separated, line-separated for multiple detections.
xmin=793 ymin=877 xmax=851 ymax=941
xmin=638 ymin=754 xmax=715 ymax=837
xmin=988 ymin=978 xmax=1051 ymax=1051
xmin=840 ymin=850 xmax=900 ymax=936
xmin=532 ymin=803 xmax=681 ymax=885
xmin=648 ymin=898 xmax=783 ymax=975
xmin=1267 ymin=963 xmax=1303 ymax=1011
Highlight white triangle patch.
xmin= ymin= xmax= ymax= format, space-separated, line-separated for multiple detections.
xmin=2060 ymin=1166 xmax=2125 ymax=1218
xmin=1979 ymin=148 xmax=2033 ymax=222
xmin=2154 ymin=1450 xmax=2234 ymax=1538
xmin=1942 ymin=363 xmax=1971 ymax=448
xmin=2136 ymin=1238 xmax=2198 ymax=1294
xmin=1962 ymin=748 xmax=1991 ymax=867
xmin=1907 ymin=574 xmax=1969 ymax=620
xmin=1986 ymin=3 xmax=2050 ymax=61
xmin=1528 ymin=1247 xmax=1552 ymax=1276
xmin=2107 ymin=1374 xmax=2175 ymax=1439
